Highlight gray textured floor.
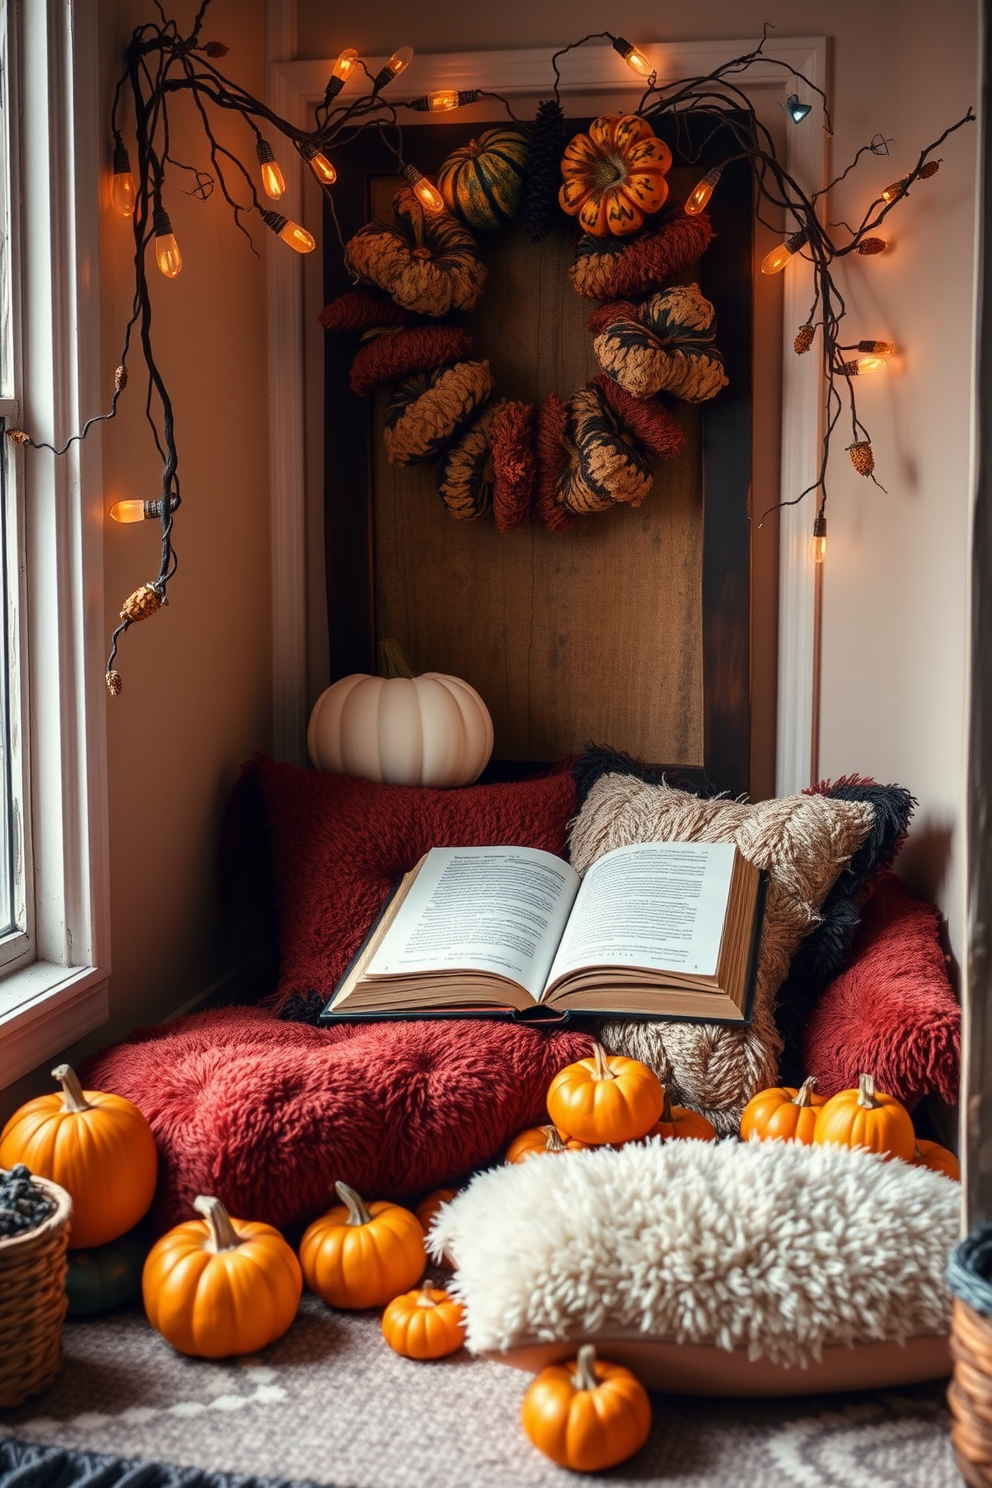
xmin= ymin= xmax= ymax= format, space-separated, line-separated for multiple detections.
xmin=0 ymin=1294 xmax=960 ymax=1488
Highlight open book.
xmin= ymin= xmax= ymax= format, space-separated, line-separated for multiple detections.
xmin=322 ymin=842 xmax=764 ymax=1025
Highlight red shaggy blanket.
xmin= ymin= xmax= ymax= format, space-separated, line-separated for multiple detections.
xmin=81 ymin=1007 xmax=592 ymax=1233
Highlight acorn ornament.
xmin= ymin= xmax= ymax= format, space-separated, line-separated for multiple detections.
xmin=848 ymin=440 xmax=875 ymax=477
xmin=794 ymin=323 xmax=814 ymax=355
xmin=106 ymin=670 xmax=123 ymax=696
xmin=120 ymin=584 xmax=165 ymax=623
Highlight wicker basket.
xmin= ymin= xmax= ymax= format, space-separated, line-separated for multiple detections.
xmin=0 ymin=1175 xmax=72 ymax=1408
xmin=947 ymin=1225 xmax=992 ymax=1485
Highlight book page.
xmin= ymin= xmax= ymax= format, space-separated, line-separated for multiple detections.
xmin=364 ymin=846 xmax=580 ymax=999
xmin=543 ymin=841 xmax=737 ymax=991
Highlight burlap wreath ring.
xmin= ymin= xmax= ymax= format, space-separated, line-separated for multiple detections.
xmin=324 ymin=154 xmax=727 ymax=530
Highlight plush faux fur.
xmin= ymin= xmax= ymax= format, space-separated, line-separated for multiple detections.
xmin=802 ymin=871 xmax=960 ymax=1106
xmin=430 ymin=1140 xmax=957 ymax=1368
xmin=568 ymin=773 xmax=874 ymax=1131
xmin=80 ymin=1006 xmax=592 ymax=1233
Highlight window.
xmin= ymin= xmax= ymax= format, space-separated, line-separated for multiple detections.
xmin=0 ymin=0 xmax=110 ymax=1088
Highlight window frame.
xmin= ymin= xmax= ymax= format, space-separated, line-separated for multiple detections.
xmin=0 ymin=0 xmax=110 ymax=1089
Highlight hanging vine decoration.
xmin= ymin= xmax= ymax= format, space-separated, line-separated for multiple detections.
xmin=4 ymin=4 xmax=973 ymax=691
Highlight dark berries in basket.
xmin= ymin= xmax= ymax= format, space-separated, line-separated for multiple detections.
xmin=0 ymin=1163 xmax=56 ymax=1237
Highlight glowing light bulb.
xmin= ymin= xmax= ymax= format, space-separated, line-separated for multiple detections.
xmin=427 ymin=90 xmax=459 ymax=112
xmin=256 ymin=138 xmax=286 ymax=200
xmin=261 ymin=208 xmax=316 ymax=253
xmin=153 ymin=207 xmax=182 ymax=278
xmin=111 ymin=139 xmax=135 ymax=217
xmin=612 ymin=36 xmax=652 ymax=76
xmin=857 ymin=339 xmax=895 ymax=356
xmin=810 ymin=514 xmax=827 ymax=564
xmin=301 ymin=143 xmax=337 ymax=184
xmin=760 ymin=228 xmax=807 ymax=275
xmin=882 ymin=176 xmax=910 ymax=203
xmin=324 ymin=47 xmax=359 ymax=103
xmin=400 ymin=164 xmax=445 ymax=214
xmin=373 ymin=46 xmax=414 ymax=91
xmin=685 ymin=165 xmax=722 ymax=216
xmin=109 ymin=494 xmax=179 ymax=523
xmin=844 ymin=355 xmax=886 ymax=376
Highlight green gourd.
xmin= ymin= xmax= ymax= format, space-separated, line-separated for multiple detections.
xmin=65 ymin=1226 xmax=150 ymax=1316
xmin=438 ymin=128 xmax=531 ymax=230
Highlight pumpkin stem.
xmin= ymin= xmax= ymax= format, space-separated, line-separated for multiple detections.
xmin=793 ymin=1076 xmax=817 ymax=1108
xmin=379 ymin=637 xmax=415 ymax=679
xmin=335 ymin=1180 xmax=373 ymax=1227
xmin=543 ymin=1126 xmax=567 ymax=1153
xmin=913 ymin=1144 xmax=925 ymax=1161
xmin=417 ymin=1283 xmax=439 ymax=1308
xmin=572 ymin=1344 xmax=600 ymax=1392
xmin=193 ymin=1195 xmax=241 ymax=1252
xmin=51 ymin=1064 xmax=91 ymax=1114
xmin=857 ymin=1073 xmax=881 ymax=1110
xmin=660 ymin=1091 xmax=674 ymax=1123
xmin=591 ymin=1043 xmax=615 ymax=1083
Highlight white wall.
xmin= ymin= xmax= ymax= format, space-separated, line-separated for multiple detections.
xmin=297 ymin=0 xmax=979 ymax=965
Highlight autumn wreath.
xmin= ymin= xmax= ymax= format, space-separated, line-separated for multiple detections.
xmin=320 ymin=110 xmax=727 ymax=532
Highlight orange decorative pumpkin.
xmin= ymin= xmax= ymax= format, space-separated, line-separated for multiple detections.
xmin=506 ymin=1125 xmax=590 ymax=1163
xmin=521 ymin=1343 xmax=651 ymax=1471
xmin=381 ymin=1283 xmax=466 ymax=1359
xmin=645 ymin=1092 xmax=717 ymax=1143
xmin=0 ymin=1064 xmax=158 ymax=1248
xmin=547 ymin=1042 xmax=663 ymax=1145
xmin=299 ymin=1181 xmax=425 ymax=1309
xmin=415 ymin=1187 xmax=459 ymax=1233
xmin=739 ymin=1076 xmax=826 ymax=1145
xmin=142 ymin=1195 xmax=302 ymax=1358
xmin=913 ymin=1139 xmax=961 ymax=1181
xmin=813 ymin=1073 xmax=916 ymax=1162
xmin=559 ymin=115 xmax=672 ymax=238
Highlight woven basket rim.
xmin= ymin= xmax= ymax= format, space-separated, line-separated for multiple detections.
xmin=0 ymin=1173 xmax=72 ymax=1256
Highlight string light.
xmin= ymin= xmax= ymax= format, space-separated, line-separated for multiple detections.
xmin=372 ymin=46 xmax=414 ymax=92
xmin=882 ymin=175 xmax=910 ymax=203
xmin=109 ymin=495 xmax=180 ymax=524
xmin=785 ymin=93 xmax=813 ymax=124
xmin=255 ymin=137 xmax=286 ymax=200
xmin=400 ymin=164 xmax=445 ymax=214
xmin=300 ymin=142 xmax=337 ymax=185
xmin=810 ymin=513 xmax=827 ymax=564
xmin=684 ymin=165 xmax=723 ymax=215
xmin=856 ymin=339 xmax=896 ymax=356
xmin=323 ymin=47 xmax=358 ymax=104
xmin=409 ymin=89 xmax=482 ymax=113
xmin=260 ymin=208 xmax=316 ymax=254
xmin=612 ymin=36 xmax=653 ymax=77
xmin=111 ymin=137 xmax=135 ymax=216
xmin=760 ymin=228 xmax=807 ymax=275
xmin=842 ymin=355 xmax=887 ymax=376
xmin=152 ymin=207 xmax=182 ymax=278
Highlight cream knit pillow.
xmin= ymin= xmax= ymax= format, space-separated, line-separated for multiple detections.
xmin=567 ymin=775 xmax=875 ymax=1132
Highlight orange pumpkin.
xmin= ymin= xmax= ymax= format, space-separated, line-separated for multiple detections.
xmin=299 ymin=1180 xmax=425 ymax=1309
xmin=381 ymin=1283 xmax=466 ymax=1359
xmin=415 ymin=1187 xmax=459 ymax=1233
xmin=913 ymin=1139 xmax=961 ymax=1181
xmin=559 ymin=115 xmax=672 ymax=238
xmin=813 ymin=1073 xmax=916 ymax=1162
xmin=506 ymin=1125 xmax=590 ymax=1163
xmin=521 ymin=1343 xmax=651 ymax=1471
xmin=739 ymin=1076 xmax=826 ymax=1145
xmin=645 ymin=1092 xmax=717 ymax=1143
xmin=142 ymin=1195 xmax=302 ymax=1358
xmin=0 ymin=1064 xmax=158 ymax=1248
xmin=547 ymin=1042 xmax=663 ymax=1145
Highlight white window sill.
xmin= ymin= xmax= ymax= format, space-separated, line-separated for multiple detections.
xmin=0 ymin=963 xmax=109 ymax=1087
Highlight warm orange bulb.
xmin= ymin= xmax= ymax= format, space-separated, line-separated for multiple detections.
xmin=153 ymin=208 xmax=182 ymax=277
xmin=261 ymin=159 xmax=286 ymax=200
xmin=882 ymin=177 xmax=909 ymax=203
xmin=278 ymin=220 xmax=316 ymax=253
xmin=845 ymin=355 xmax=886 ymax=376
xmin=401 ymin=165 xmax=445 ymax=215
xmin=112 ymin=172 xmax=136 ymax=216
xmin=857 ymin=339 xmax=896 ymax=357
xmin=386 ymin=46 xmax=414 ymax=77
xmin=332 ymin=47 xmax=358 ymax=82
xmin=109 ymin=499 xmax=148 ymax=523
xmin=308 ymin=151 xmax=337 ymax=184
xmin=760 ymin=229 xmax=807 ymax=275
xmin=810 ymin=515 xmax=827 ymax=564
xmin=623 ymin=46 xmax=652 ymax=76
xmin=427 ymin=90 xmax=460 ymax=112
xmin=685 ymin=166 xmax=722 ymax=216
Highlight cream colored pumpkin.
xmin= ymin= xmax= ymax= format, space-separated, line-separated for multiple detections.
xmin=307 ymin=648 xmax=493 ymax=788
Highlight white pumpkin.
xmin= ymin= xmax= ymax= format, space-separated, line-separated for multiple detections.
xmin=307 ymin=658 xmax=494 ymax=788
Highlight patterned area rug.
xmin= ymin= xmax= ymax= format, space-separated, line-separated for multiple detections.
xmin=0 ymin=1294 xmax=959 ymax=1488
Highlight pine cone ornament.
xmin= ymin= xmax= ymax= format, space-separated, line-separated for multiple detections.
xmin=848 ymin=440 xmax=874 ymax=477
xmin=857 ymin=237 xmax=887 ymax=255
xmin=120 ymin=583 xmax=165 ymax=623
xmin=6 ymin=428 xmax=29 ymax=445
xmin=203 ymin=41 xmax=229 ymax=58
xmin=105 ymin=670 xmax=123 ymax=696
xmin=794 ymin=323 xmax=814 ymax=355
xmin=114 ymin=364 xmax=128 ymax=392
xmin=919 ymin=159 xmax=941 ymax=180
xmin=521 ymin=100 xmax=569 ymax=243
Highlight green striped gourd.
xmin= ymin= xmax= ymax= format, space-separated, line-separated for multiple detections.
xmin=438 ymin=128 xmax=531 ymax=231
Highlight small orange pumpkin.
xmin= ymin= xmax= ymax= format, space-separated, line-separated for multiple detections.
xmin=813 ymin=1073 xmax=916 ymax=1162
xmin=739 ymin=1076 xmax=826 ymax=1145
xmin=506 ymin=1125 xmax=590 ymax=1163
xmin=142 ymin=1195 xmax=302 ymax=1358
xmin=299 ymin=1181 xmax=425 ymax=1310
xmin=559 ymin=115 xmax=672 ymax=238
xmin=913 ymin=1139 xmax=960 ymax=1181
xmin=381 ymin=1283 xmax=466 ymax=1359
xmin=547 ymin=1042 xmax=663 ymax=1145
xmin=521 ymin=1343 xmax=651 ymax=1471
xmin=645 ymin=1092 xmax=717 ymax=1143
xmin=415 ymin=1188 xmax=459 ymax=1233
xmin=0 ymin=1064 xmax=158 ymax=1248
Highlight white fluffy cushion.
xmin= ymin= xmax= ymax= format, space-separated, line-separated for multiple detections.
xmin=568 ymin=776 xmax=875 ymax=1131
xmin=431 ymin=1141 xmax=956 ymax=1368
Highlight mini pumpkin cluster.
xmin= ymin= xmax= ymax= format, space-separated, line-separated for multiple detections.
xmin=322 ymin=112 xmax=728 ymax=532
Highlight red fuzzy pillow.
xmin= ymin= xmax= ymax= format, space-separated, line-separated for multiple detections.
xmin=81 ymin=1007 xmax=592 ymax=1232
xmin=249 ymin=756 xmax=577 ymax=1021
xmin=801 ymin=871 xmax=960 ymax=1108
